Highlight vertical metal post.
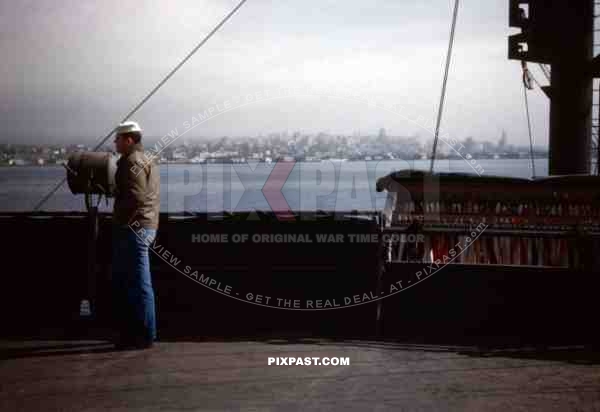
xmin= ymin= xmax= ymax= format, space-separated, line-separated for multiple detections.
xmin=597 ymin=85 xmax=600 ymax=174
xmin=83 ymin=204 xmax=99 ymax=318
xmin=548 ymin=0 xmax=594 ymax=175
xmin=375 ymin=212 xmax=386 ymax=338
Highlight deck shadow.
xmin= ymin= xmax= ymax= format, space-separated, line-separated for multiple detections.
xmin=0 ymin=341 xmax=117 ymax=360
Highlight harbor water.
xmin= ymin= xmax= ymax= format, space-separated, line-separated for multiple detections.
xmin=0 ymin=159 xmax=547 ymax=212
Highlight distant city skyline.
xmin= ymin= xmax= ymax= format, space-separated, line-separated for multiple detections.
xmin=0 ymin=126 xmax=521 ymax=146
xmin=0 ymin=130 xmax=548 ymax=167
xmin=0 ymin=0 xmax=549 ymax=146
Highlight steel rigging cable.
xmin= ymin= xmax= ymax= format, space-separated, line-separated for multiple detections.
xmin=429 ymin=0 xmax=460 ymax=173
xmin=521 ymin=61 xmax=537 ymax=178
xmin=33 ymin=0 xmax=248 ymax=212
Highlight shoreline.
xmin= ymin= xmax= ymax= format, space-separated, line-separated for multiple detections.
xmin=0 ymin=157 xmax=551 ymax=168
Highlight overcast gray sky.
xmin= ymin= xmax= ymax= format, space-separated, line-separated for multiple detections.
xmin=0 ymin=0 xmax=549 ymax=146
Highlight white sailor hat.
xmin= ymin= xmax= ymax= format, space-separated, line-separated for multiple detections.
xmin=115 ymin=121 xmax=143 ymax=135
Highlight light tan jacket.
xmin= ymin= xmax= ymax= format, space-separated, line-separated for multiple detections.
xmin=113 ymin=143 xmax=160 ymax=229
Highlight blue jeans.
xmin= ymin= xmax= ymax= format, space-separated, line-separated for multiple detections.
xmin=111 ymin=226 xmax=157 ymax=342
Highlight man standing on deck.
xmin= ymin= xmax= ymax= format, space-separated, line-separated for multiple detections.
xmin=111 ymin=121 xmax=160 ymax=350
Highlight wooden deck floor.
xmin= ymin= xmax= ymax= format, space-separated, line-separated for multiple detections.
xmin=2 ymin=339 xmax=600 ymax=411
